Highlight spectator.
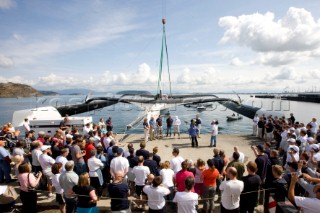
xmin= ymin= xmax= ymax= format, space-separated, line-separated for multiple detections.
xmin=251 ymin=145 xmax=269 ymax=183
xmin=152 ymin=146 xmax=161 ymax=168
xmin=88 ymin=149 xmax=104 ymax=197
xmin=240 ymin=161 xmax=261 ymax=213
xmin=136 ymin=142 xmax=149 ymax=160
xmin=110 ymin=147 xmax=129 ymax=181
xmin=18 ymin=162 xmax=42 ymax=213
xmin=56 ymin=148 xmax=69 ymax=173
xmin=288 ymin=173 xmax=320 ymax=212
xmin=227 ymin=152 xmax=245 ymax=180
xmin=176 ymin=160 xmax=195 ymax=192
xmin=108 ymin=171 xmax=130 ymax=213
xmin=39 ymin=145 xmax=55 ymax=197
xmin=72 ymin=172 xmax=98 ymax=213
xmin=160 ymin=161 xmax=175 ymax=210
xmin=170 ymin=148 xmax=184 ymax=174
xmin=31 ymin=141 xmax=42 ymax=173
xmin=220 ymin=167 xmax=244 ymax=213
xmin=194 ymin=158 xmax=205 ymax=198
xmin=149 ymin=117 xmax=156 ymax=141
xmin=51 ymin=162 xmax=66 ymax=213
xmin=0 ymin=136 xmax=12 ymax=183
xmin=156 ymin=115 xmax=163 ymax=139
xmin=201 ymin=159 xmax=220 ymax=213
xmin=59 ymin=161 xmax=79 ymax=213
xmin=71 ymin=138 xmax=87 ymax=175
xmin=143 ymin=176 xmax=170 ymax=212
xmin=173 ymin=176 xmax=199 ymax=213
xmin=132 ymin=156 xmax=150 ymax=210
xmin=143 ymin=118 xmax=150 ymax=143
xmin=144 ymin=153 xmax=158 ymax=176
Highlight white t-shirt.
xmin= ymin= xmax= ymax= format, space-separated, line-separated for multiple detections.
xmin=132 ymin=165 xmax=150 ymax=186
xmin=170 ymin=156 xmax=184 ymax=174
xmin=220 ymin=179 xmax=244 ymax=210
xmin=103 ymin=137 xmax=111 ymax=149
xmin=39 ymin=154 xmax=55 ymax=176
xmin=173 ymin=191 xmax=198 ymax=213
xmin=88 ymin=157 xmax=104 ymax=177
xmin=295 ymin=196 xmax=320 ymax=213
xmin=31 ymin=149 xmax=42 ymax=166
xmin=143 ymin=185 xmax=170 ymax=210
xmin=310 ymin=122 xmax=317 ymax=133
xmin=56 ymin=155 xmax=68 ymax=172
xmin=52 ymin=174 xmax=63 ymax=194
xmin=160 ymin=168 xmax=174 ymax=188
xmin=230 ymin=152 xmax=245 ymax=163
xmin=253 ymin=116 xmax=259 ymax=125
xmin=211 ymin=124 xmax=218 ymax=136
xmin=110 ymin=156 xmax=129 ymax=175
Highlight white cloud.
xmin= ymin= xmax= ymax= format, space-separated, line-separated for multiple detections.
xmin=219 ymin=7 xmax=320 ymax=52
xmin=0 ymin=0 xmax=15 ymax=9
xmin=0 ymin=54 xmax=14 ymax=68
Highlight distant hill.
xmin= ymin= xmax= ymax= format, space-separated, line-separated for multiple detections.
xmin=0 ymin=82 xmax=43 ymax=98
xmin=53 ymin=88 xmax=94 ymax=95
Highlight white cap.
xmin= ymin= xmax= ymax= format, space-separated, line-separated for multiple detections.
xmin=289 ymin=145 xmax=299 ymax=153
xmin=287 ymin=138 xmax=296 ymax=143
xmin=307 ymin=137 xmax=314 ymax=142
xmin=310 ymin=144 xmax=319 ymax=151
xmin=41 ymin=145 xmax=51 ymax=151
xmin=289 ymin=127 xmax=295 ymax=131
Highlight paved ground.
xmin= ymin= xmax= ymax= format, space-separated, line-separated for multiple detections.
xmin=4 ymin=133 xmax=266 ymax=212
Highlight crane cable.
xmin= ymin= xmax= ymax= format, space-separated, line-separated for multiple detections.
xmin=157 ymin=0 xmax=172 ymax=98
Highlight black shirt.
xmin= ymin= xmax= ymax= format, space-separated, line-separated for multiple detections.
xmin=156 ymin=118 xmax=163 ymax=126
xmin=144 ymin=159 xmax=158 ymax=175
xmin=240 ymin=174 xmax=261 ymax=203
xmin=108 ymin=182 xmax=130 ymax=211
xmin=255 ymin=154 xmax=269 ymax=181
xmin=72 ymin=185 xmax=96 ymax=208
xmin=127 ymin=156 xmax=138 ymax=168
xmin=136 ymin=149 xmax=149 ymax=160
xmin=166 ymin=118 xmax=173 ymax=127
xmin=212 ymin=155 xmax=225 ymax=174
xmin=153 ymin=154 xmax=161 ymax=167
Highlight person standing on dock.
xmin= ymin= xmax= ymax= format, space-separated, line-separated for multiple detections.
xmin=166 ymin=115 xmax=173 ymax=137
xmin=188 ymin=120 xmax=199 ymax=148
xmin=143 ymin=118 xmax=149 ymax=143
xmin=149 ymin=117 xmax=156 ymax=141
xmin=252 ymin=114 xmax=259 ymax=136
xmin=210 ymin=120 xmax=219 ymax=147
xmin=195 ymin=114 xmax=202 ymax=138
xmin=156 ymin=115 xmax=163 ymax=139
xmin=106 ymin=117 xmax=113 ymax=132
xmin=173 ymin=116 xmax=181 ymax=139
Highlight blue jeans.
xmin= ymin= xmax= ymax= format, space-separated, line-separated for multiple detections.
xmin=166 ymin=127 xmax=172 ymax=136
xmin=74 ymin=162 xmax=87 ymax=176
xmin=0 ymin=159 xmax=11 ymax=182
xmin=210 ymin=135 xmax=217 ymax=146
xmin=64 ymin=196 xmax=77 ymax=213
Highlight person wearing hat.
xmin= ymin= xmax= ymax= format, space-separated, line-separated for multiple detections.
xmin=0 ymin=136 xmax=12 ymax=183
xmin=306 ymin=137 xmax=315 ymax=153
xmin=297 ymin=128 xmax=308 ymax=153
xmin=39 ymin=145 xmax=55 ymax=197
xmin=285 ymin=145 xmax=299 ymax=172
xmin=309 ymin=144 xmax=320 ymax=170
xmin=110 ymin=147 xmax=129 ymax=183
xmin=280 ymin=138 xmax=295 ymax=166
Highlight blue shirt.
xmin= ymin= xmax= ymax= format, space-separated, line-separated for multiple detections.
xmin=188 ymin=125 xmax=198 ymax=137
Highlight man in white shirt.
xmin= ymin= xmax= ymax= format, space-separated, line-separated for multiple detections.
xmin=22 ymin=118 xmax=30 ymax=136
xmin=132 ymin=156 xmax=150 ymax=209
xmin=288 ymin=172 xmax=320 ymax=213
xmin=110 ymin=148 xmax=129 ymax=181
xmin=230 ymin=146 xmax=245 ymax=163
xmin=220 ymin=167 xmax=244 ymax=212
xmin=39 ymin=145 xmax=55 ymax=197
xmin=56 ymin=148 xmax=69 ymax=172
xmin=310 ymin=118 xmax=318 ymax=138
xmin=31 ymin=141 xmax=43 ymax=173
xmin=210 ymin=120 xmax=219 ymax=147
xmin=173 ymin=176 xmax=198 ymax=213
xmin=143 ymin=176 xmax=170 ymax=211
xmin=252 ymin=114 xmax=259 ymax=136
xmin=170 ymin=148 xmax=184 ymax=174
xmin=173 ymin=116 xmax=181 ymax=139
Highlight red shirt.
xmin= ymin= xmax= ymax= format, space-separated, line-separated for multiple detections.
xmin=175 ymin=170 xmax=195 ymax=192
xmin=85 ymin=143 xmax=95 ymax=162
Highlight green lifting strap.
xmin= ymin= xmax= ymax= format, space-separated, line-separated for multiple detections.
xmin=157 ymin=22 xmax=172 ymax=98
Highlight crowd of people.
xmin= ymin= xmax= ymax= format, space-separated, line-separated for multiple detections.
xmin=0 ymin=113 xmax=320 ymax=213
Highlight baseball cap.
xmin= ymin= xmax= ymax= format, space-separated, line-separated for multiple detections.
xmin=41 ymin=145 xmax=51 ymax=151
xmin=287 ymin=138 xmax=296 ymax=143
xmin=310 ymin=144 xmax=319 ymax=151
xmin=289 ymin=145 xmax=299 ymax=153
xmin=307 ymin=137 xmax=314 ymax=142
xmin=256 ymin=144 xmax=264 ymax=151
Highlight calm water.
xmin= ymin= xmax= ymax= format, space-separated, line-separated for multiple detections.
xmin=0 ymin=94 xmax=319 ymax=134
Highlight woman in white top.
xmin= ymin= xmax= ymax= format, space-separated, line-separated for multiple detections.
xmin=51 ymin=163 xmax=65 ymax=213
xmin=160 ymin=161 xmax=175 ymax=209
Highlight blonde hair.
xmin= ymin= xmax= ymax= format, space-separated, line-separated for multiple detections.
xmin=78 ymin=172 xmax=90 ymax=187
xmin=164 ymin=161 xmax=170 ymax=169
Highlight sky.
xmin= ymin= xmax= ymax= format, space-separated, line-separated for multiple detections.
xmin=1 ymin=0 xmax=320 ymax=93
